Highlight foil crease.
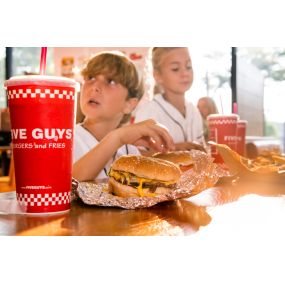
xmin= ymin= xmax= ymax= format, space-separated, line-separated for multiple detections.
xmin=72 ymin=150 xmax=224 ymax=209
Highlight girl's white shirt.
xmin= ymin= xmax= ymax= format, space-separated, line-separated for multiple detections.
xmin=134 ymin=94 xmax=204 ymax=144
xmin=73 ymin=124 xmax=140 ymax=180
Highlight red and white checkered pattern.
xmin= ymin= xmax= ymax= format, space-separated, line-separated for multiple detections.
xmin=208 ymin=119 xmax=237 ymax=125
xmin=7 ymin=88 xmax=75 ymax=100
xmin=17 ymin=192 xmax=70 ymax=207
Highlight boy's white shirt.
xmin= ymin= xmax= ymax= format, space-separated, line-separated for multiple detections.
xmin=73 ymin=124 xmax=140 ymax=180
xmin=134 ymin=94 xmax=204 ymax=144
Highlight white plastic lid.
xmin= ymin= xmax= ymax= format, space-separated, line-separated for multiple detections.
xmin=4 ymin=75 xmax=77 ymax=88
xmin=207 ymin=114 xmax=239 ymax=120
xmin=237 ymin=120 xmax=248 ymax=125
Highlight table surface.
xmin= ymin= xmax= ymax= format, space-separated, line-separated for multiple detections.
xmin=0 ymin=146 xmax=11 ymax=151
xmin=0 ymin=178 xmax=284 ymax=236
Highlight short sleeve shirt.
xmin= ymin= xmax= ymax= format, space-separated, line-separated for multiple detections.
xmin=134 ymin=94 xmax=204 ymax=144
xmin=73 ymin=124 xmax=140 ymax=180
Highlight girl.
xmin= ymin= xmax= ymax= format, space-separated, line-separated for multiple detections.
xmin=134 ymin=47 xmax=205 ymax=152
xmin=73 ymin=51 xmax=174 ymax=182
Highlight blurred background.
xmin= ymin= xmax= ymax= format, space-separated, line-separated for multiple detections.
xmin=0 ymin=47 xmax=284 ymax=152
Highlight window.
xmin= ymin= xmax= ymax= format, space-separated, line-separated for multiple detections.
xmin=189 ymin=47 xmax=232 ymax=114
xmin=12 ymin=47 xmax=54 ymax=76
xmin=0 ymin=47 xmax=5 ymax=108
xmin=238 ymin=47 xmax=285 ymax=142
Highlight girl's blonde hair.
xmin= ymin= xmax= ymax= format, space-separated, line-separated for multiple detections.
xmin=151 ymin=47 xmax=186 ymax=95
xmin=81 ymin=51 xmax=144 ymax=124
xmin=152 ymin=47 xmax=181 ymax=71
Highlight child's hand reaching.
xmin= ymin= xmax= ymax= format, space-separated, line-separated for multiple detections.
xmin=116 ymin=119 xmax=175 ymax=153
xmin=73 ymin=119 xmax=174 ymax=181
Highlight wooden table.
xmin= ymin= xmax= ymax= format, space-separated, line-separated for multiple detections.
xmin=0 ymin=179 xmax=284 ymax=236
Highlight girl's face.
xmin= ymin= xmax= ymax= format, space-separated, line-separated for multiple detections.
xmin=154 ymin=48 xmax=193 ymax=95
xmin=80 ymin=74 xmax=135 ymax=123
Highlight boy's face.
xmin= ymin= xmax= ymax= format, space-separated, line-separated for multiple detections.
xmin=154 ymin=48 xmax=193 ymax=95
xmin=81 ymin=74 xmax=134 ymax=122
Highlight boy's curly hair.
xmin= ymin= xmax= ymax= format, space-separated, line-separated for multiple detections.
xmin=82 ymin=51 xmax=144 ymax=99
xmin=81 ymin=51 xmax=144 ymax=125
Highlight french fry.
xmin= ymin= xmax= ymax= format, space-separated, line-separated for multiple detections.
xmin=210 ymin=142 xmax=285 ymax=183
xmin=273 ymin=155 xmax=285 ymax=165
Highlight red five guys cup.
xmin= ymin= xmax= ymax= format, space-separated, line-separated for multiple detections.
xmin=207 ymin=114 xmax=239 ymax=163
xmin=236 ymin=120 xmax=247 ymax=156
xmin=5 ymin=75 xmax=77 ymax=214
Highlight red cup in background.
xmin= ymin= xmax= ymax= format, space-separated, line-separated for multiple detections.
xmin=207 ymin=114 xmax=239 ymax=163
xmin=5 ymin=75 xmax=77 ymax=214
xmin=236 ymin=120 xmax=247 ymax=156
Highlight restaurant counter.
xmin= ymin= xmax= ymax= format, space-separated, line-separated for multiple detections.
xmin=0 ymin=178 xmax=284 ymax=236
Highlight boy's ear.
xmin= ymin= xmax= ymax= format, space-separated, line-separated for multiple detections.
xmin=124 ymin=98 xmax=139 ymax=114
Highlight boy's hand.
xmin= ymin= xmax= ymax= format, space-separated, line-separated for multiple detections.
xmin=117 ymin=119 xmax=175 ymax=152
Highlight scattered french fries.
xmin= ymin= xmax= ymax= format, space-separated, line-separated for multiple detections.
xmin=209 ymin=142 xmax=285 ymax=182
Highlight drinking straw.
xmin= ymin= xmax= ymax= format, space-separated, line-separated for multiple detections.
xmin=233 ymin=102 xmax=238 ymax=114
xmin=219 ymin=93 xmax=224 ymax=114
xmin=39 ymin=47 xmax=47 ymax=75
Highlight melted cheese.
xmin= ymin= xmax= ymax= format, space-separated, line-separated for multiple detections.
xmin=109 ymin=169 xmax=122 ymax=181
xmin=137 ymin=179 xmax=144 ymax=197
xmin=136 ymin=178 xmax=156 ymax=197
xmin=109 ymin=169 xmax=175 ymax=197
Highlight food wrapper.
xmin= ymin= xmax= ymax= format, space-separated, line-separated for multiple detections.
xmin=72 ymin=150 xmax=223 ymax=209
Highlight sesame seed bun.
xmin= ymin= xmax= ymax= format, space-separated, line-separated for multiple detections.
xmin=111 ymin=155 xmax=181 ymax=182
xmin=152 ymin=151 xmax=194 ymax=171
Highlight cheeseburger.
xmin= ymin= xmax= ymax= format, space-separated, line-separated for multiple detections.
xmin=153 ymin=151 xmax=194 ymax=172
xmin=108 ymin=155 xmax=181 ymax=198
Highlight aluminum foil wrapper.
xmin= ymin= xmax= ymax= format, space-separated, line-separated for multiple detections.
xmin=72 ymin=150 xmax=225 ymax=209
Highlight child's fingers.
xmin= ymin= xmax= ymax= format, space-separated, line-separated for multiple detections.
xmin=142 ymin=129 xmax=166 ymax=152
xmin=149 ymin=123 xmax=175 ymax=151
xmin=133 ymin=135 xmax=164 ymax=152
xmin=120 ymin=119 xmax=175 ymax=151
